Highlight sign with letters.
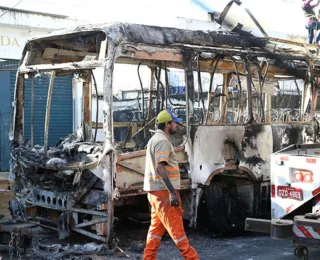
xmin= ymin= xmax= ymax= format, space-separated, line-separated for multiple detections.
xmin=0 ymin=26 xmax=48 ymax=60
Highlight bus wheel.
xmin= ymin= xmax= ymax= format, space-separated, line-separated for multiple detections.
xmin=204 ymin=181 xmax=244 ymax=237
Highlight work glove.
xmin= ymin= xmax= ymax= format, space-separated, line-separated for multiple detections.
xmin=170 ymin=191 xmax=179 ymax=207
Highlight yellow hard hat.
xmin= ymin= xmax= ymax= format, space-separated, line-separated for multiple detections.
xmin=156 ymin=110 xmax=182 ymax=124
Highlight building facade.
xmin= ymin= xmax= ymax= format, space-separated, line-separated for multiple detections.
xmin=0 ymin=6 xmax=78 ymax=171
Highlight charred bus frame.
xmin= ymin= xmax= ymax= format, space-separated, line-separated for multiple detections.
xmin=8 ymin=22 xmax=320 ymax=246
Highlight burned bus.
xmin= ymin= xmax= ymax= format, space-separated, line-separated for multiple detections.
xmin=7 ymin=21 xmax=320 ymax=246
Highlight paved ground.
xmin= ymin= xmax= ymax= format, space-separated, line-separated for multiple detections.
xmin=1 ymin=214 xmax=320 ymax=259
xmin=21 ymin=220 xmax=318 ymax=260
xmin=1 ymin=174 xmax=319 ymax=260
xmin=109 ymin=221 xmax=320 ymax=260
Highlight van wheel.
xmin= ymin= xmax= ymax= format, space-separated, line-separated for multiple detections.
xmin=204 ymin=181 xmax=245 ymax=237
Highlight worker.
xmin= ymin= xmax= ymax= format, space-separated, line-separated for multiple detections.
xmin=302 ymin=0 xmax=320 ymax=43
xmin=143 ymin=110 xmax=199 ymax=260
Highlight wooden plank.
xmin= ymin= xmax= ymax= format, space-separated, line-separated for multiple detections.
xmin=133 ymin=50 xmax=183 ymax=62
xmin=261 ymin=37 xmax=318 ymax=48
xmin=117 ymin=56 xmax=307 ymax=78
xmin=117 ymin=146 xmax=185 ymax=162
xmin=42 ymin=47 xmax=94 ymax=59
xmin=117 ymin=161 xmax=145 ymax=175
xmin=118 ymin=150 xmax=147 ymax=161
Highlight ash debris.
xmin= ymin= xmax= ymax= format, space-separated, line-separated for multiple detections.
xmin=27 ymin=239 xmax=112 ymax=260
xmin=10 ymin=132 xmax=103 ymax=190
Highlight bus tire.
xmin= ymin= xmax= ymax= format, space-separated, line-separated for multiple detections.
xmin=204 ymin=181 xmax=230 ymax=236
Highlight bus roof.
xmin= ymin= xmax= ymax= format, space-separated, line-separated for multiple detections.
xmin=27 ymin=22 xmax=266 ymax=49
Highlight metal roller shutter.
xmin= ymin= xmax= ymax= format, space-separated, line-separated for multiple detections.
xmin=0 ymin=59 xmax=73 ymax=170
xmin=24 ymin=75 xmax=73 ymax=146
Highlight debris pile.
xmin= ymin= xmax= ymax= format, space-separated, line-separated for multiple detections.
xmin=10 ymin=133 xmax=103 ymax=190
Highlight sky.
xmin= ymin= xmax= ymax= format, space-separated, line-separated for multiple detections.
xmin=0 ymin=0 xmax=313 ymax=38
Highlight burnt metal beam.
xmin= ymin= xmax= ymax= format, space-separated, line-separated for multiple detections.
xmin=245 ymin=218 xmax=271 ymax=233
xmin=72 ymin=228 xmax=107 ymax=242
xmin=0 ymin=221 xmax=42 ymax=236
xmin=114 ymin=23 xmax=265 ymax=48
xmin=260 ymin=37 xmax=318 ymax=48
xmin=213 ymin=0 xmax=242 ymax=24
xmin=197 ymin=56 xmax=206 ymax=122
xmin=19 ymin=60 xmax=104 ymax=74
xmin=244 ymin=59 xmax=254 ymax=123
xmin=183 ymin=51 xmax=195 ymax=139
xmin=102 ymin=42 xmax=116 ymax=247
xmin=311 ymin=85 xmax=319 ymax=119
xmin=31 ymin=76 xmax=35 ymax=147
xmin=81 ymin=189 xmax=108 ymax=206
xmin=245 ymin=8 xmax=268 ymax=38
xmin=74 ymin=217 xmax=108 ymax=228
xmin=73 ymin=175 xmax=99 ymax=202
xmin=13 ymin=74 xmax=25 ymax=145
xmin=83 ymin=72 xmax=92 ymax=141
xmin=205 ymin=56 xmax=221 ymax=124
xmin=148 ymin=67 xmax=155 ymax=120
xmin=71 ymin=207 xmax=108 ymax=217
xmin=220 ymin=73 xmax=231 ymax=124
xmin=0 ymin=244 xmax=24 ymax=252
xmin=44 ymin=71 xmax=56 ymax=152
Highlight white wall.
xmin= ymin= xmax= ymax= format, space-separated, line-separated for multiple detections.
xmin=0 ymin=8 xmax=80 ymax=60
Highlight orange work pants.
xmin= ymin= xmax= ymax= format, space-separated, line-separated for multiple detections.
xmin=143 ymin=190 xmax=199 ymax=260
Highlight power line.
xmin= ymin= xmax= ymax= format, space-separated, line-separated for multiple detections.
xmin=0 ymin=0 xmax=24 ymax=18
